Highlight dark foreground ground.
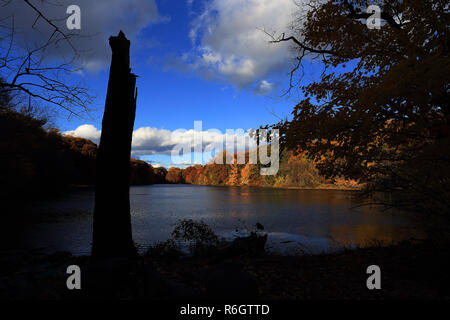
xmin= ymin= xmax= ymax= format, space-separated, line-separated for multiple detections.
xmin=1 ymin=238 xmax=449 ymax=300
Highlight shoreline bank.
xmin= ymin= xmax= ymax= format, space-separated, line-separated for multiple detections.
xmin=166 ymin=182 xmax=362 ymax=191
xmin=1 ymin=239 xmax=448 ymax=300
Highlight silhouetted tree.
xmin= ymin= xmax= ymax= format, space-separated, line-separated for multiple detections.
xmin=92 ymin=31 xmax=137 ymax=258
xmin=267 ymin=0 xmax=449 ymax=215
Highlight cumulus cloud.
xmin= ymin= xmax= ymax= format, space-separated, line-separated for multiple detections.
xmin=150 ymin=163 xmax=163 ymax=168
xmin=172 ymin=0 xmax=302 ymax=91
xmin=0 ymin=0 xmax=168 ymax=72
xmin=64 ymin=124 xmax=101 ymax=143
xmin=63 ymin=123 xmax=259 ymax=162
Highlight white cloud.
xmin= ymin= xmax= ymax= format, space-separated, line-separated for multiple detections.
xmin=64 ymin=124 xmax=101 ymax=143
xmin=63 ymin=124 xmax=259 ymax=161
xmin=176 ymin=0 xmax=303 ymax=91
xmin=255 ymin=80 xmax=274 ymax=95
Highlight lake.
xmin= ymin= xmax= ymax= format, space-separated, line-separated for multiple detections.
xmin=9 ymin=184 xmax=424 ymax=255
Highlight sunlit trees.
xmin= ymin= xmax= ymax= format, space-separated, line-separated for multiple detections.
xmin=226 ymin=160 xmax=241 ymax=186
xmin=177 ymin=148 xmax=349 ymax=189
xmin=184 ymin=165 xmax=203 ymax=184
xmin=166 ymin=167 xmax=184 ymax=184
xmin=240 ymin=163 xmax=262 ymax=186
xmin=203 ymin=163 xmax=229 ymax=186
xmin=283 ymin=150 xmax=325 ymax=187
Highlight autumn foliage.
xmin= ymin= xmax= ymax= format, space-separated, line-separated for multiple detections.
xmin=165 ymin=167 xmax=184 ymax=184
xmin=177 ymin=150 xmax=356 ymax=189
xmin=268 ymin=0 xmax=449 ymax=215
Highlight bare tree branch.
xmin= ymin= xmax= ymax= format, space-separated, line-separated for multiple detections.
xmin=0 ymin=0 xmax=93 ymax=117
xmin=23 ymin=0 xmax=78 ymax=53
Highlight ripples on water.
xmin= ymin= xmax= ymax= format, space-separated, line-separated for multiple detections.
xmin=9 ymin=185 xmax=423 ymax=255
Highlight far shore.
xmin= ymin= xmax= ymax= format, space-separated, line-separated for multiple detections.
xmin=166 ymin=183 xmax=363 ymax=192
xmin=67 ymin=182 xmax=363 ymax=192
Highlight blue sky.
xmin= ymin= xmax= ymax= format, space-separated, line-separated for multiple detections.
xmin=58 ymin=0 xmax=305 ymax=131
xmin=3 ymin=0 xmax=322 ymax=168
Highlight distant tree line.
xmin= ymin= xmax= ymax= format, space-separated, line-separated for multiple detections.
xmin=165 ymin=150 xmax=359 ymax=189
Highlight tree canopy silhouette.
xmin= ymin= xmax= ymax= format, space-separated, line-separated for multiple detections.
xmin=267 ymin=0 xmax=449 ymax=215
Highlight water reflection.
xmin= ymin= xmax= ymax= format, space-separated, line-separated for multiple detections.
xmin=8 ymin=185 xmax=423 ymax=255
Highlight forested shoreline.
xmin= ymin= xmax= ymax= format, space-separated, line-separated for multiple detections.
xmin=0 ymin=108 xmax=166 ymax=206
xmin=1 ymin=105 xmax=360 ymax=209
xmin=166 ymin=151 xmax=360 ymax=190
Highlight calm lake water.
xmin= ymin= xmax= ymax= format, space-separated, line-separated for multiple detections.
xmin=11 ymin=185 xmax=423 ymax=255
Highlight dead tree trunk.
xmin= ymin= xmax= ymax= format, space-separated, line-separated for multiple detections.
xmin=92 ymin=31 xmax=137 ymax=258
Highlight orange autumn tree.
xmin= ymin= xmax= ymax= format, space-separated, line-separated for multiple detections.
xmin=180 ymin=147 xmax=337 ymax=188
xmin=267 ymin=0 xmax=449 ymax=215
xmin=166 ymin=167 xmax=184 ymax=184
xmin=282 ymin=150 xmax=325 ymax=187
xmin=203 ymin=163 xmax=229 ymax=185
xmin=226 ymin=160 xmax=241 ymax=186
xmin=184 ymin=165 xmax=202 ymax=184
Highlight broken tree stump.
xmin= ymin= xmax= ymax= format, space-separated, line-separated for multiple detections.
xmin=92 ymin=31 xmax=137 ymax=258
